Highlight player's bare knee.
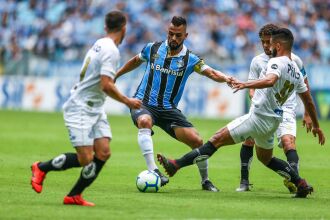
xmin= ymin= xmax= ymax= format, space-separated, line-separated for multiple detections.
xmin=244 ymin=139 xmax=255 ymax=147
xmin=281 ymin=136 xmax=295 ymax=152
xmin=78 ymin=154 xmax=94 ymax=166
xmin=256 ymin=153 xmax=271 ymax=165
xmin=137 ymin=116 xmax=152 ymax=128
xmin=96 ymin=149 xmax=111 ymax=161
xmin=189 ymin=136 xmax=203 ymax=148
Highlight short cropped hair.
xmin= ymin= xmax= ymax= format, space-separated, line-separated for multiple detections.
xmin=105 ymin=11 xmax=126 ymax=32
xmin=171 ymin=16 xmax=187 ymax=27
xmin=271 ymin=28 xmax=294 ymax=49
xmin=259 ymin=23 xmax=279 ymax=38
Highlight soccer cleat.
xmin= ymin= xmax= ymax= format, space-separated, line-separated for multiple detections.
xmin=294 ymin=179 xmax=313 ymax=198
xmin=153 ymin=169 xmax=169 ymax=187
xmin=63 ymin=194 xmax=95 ymax=206
xmin=156 ymin=153 xmax=178 ymax=177
xmin=31 ymin=161 xmax=46 ymax=193
xmin=236 ymin=179 xmax=251 ymax=192
xmin=202 ymin=180 xmax=219 ymax=192
xmin=283 ymin=179 xmax=297 ymax=194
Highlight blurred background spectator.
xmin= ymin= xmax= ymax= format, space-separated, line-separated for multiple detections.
xmin=0 ymin=0 xmax=329 ymax=77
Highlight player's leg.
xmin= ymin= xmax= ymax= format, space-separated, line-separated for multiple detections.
xmin=236 ymin=138 xmax=255 ymax=192
xmin=157 ymin=126 xmax=235 ymax=177
xmin=157 ymin=113 xmax=253 ymax=177
xmin=255 ymin=136 xmax=312 ymax=198
xmin=30 ymin=107 xmax=89 ymax=193
xmin=64 ymin=138 xmax=110 ymax=206
xmin=131 ymin=106 xmax=169 ymax=186
xmin=174 ymin=126 xmax=219 ymax=191
xmin=277 ymin=113 xmax=299 ymax=193
xmin=64 ymin=112 xmax=112 ymax=206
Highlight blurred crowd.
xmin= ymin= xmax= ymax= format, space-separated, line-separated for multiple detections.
xmin=0 ymin=0 xmax=329 ymax=76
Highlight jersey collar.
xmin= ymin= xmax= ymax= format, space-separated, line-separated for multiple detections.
xmin=165 ymin=40 xmax=187 ymax=57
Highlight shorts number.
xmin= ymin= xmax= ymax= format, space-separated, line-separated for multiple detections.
xmin=275 ymin=80 xmax=294 ymax=105
xmin=80 ymin=57 xmax=91 ymax=82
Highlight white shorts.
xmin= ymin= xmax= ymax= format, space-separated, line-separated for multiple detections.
xmin=227 ymin=112 xmax=281 ymax=149
xmin=276 ymin=110 xmax=296 ymax=147
xmin=63 ymin=102 xmax=112 ymax=147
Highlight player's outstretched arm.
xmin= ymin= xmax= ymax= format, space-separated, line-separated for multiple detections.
xmin=114 ymin=55 xmax=144 ymax=82
xmin=232 ymin=73 xmax=278 ymax=93
xmin=101 ymin=75 xmax=142 ymax=109
xmin=201 ymin=67 xmax=235 ymax=85
xmin=298 ymin=91 xmax=325 ymax=145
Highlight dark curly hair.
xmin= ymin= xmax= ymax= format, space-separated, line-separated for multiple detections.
xmin=258 ymin=24 xmax=279 ymax=38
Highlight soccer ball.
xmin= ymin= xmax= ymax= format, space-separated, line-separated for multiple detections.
xmin=136 ymin=170 xmax=161 ymax=192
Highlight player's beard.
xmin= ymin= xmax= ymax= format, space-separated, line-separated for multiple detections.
xmin=271 ymin=48 xmax=277 ymax=57
xmin=169 ymin=41 xmax=183 ymax=50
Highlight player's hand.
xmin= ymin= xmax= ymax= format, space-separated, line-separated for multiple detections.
xmin=232 ymin=81 xmax=246 ymax=93
xmin=225 ymin=76 xmax=237 ymax=88
xmin=126 ymin=98 xmax=142 ymax=109
xmin=312 ymin=127 xmax=325 ymax=145
xmin=302 ymin=113 xmax=312 ymax=133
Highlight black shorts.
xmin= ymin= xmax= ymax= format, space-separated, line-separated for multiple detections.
xmin=130 ymin=104 xmax=193 ymax=139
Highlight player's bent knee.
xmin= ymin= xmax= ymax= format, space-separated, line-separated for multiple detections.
xmin=244 ymin=139 xmax=255 ymax=147
xmin=96 ymin=149 xmax=111 ymax=161
xmin=281 ymin=136 xmax=296 ymax=152
xmin=78 ymin=154 xmax=94 ymax=166
xmin=189 ymin=136 xmax=203 ymax=148
xmin=137 ymin=116 xmax=153 ymax=128
xmin=256 ymin=152 xmax=271 ymax=165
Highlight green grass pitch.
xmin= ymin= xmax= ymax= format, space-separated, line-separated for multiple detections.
xmin=0 ymin=110 xmax=329 ymax=219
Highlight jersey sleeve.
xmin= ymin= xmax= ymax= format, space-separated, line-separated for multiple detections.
xmin=248 ymin=58 xmax=260 ymax=80
xmin=296 ymin=74 xmax=308 ymax=93
xmin=100 ymin=48 xmax=119 ymax=79
xmin=138 ymin=43 xmax=153 ymax=62
xmin=292 ymin=54 xmax=307 ymax=79
xmin=194 ymin=59 xmax=210 ymax=74
xmin=265 ymin=58 xmax=282 ymax=78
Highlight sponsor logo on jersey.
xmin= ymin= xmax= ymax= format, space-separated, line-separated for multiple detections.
xmin=271 ymin=64 xmax=278 ymax=69
xmin=150 ymin=63 xmax=184 ymax=76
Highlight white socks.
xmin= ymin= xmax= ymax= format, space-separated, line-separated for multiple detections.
xmin=196 ymin=159 xmax=209 ymax=183
xmin=138 ymin=128 xmax=157 ymax=171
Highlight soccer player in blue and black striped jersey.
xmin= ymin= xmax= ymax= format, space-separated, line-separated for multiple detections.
xmin=115 ymin=16 xmax=233 ymax=191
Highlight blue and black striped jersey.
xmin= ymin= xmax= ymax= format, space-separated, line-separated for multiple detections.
xmin=134 ymin=41 xmax=205 ymax=109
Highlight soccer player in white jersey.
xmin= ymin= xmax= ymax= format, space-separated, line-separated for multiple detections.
xmin=236 ymin=24 xmax=313 ymax=193
xmin=30 ymin=11 xmax=141 ymax=206
xmin=157 ymin=28 xmax=325 ymax=198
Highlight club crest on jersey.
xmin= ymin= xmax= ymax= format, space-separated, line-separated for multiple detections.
xmin=177 ymin=59 xmax=184 ymax=68
xmin=271 ymin=64 xmax=278 ymax=69
xmin=93 ymin=45 xmax=101 ymax=52
xmin=152 ymin=54 xmax=159 ymax=60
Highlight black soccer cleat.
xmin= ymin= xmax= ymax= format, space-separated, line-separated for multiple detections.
xmin=156 ymin=153 xmax=178 ymax=177
xmin=294 ymin=179 xmax=313 ymax=198
xmin=202 ymin=180 xmax=219 ymax=192
xmin=153 ymin=169 xmax=169 ymax=187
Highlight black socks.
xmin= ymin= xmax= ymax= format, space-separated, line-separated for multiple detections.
xmin=286 ymin=149 xmax=299 ymax=175
xmin=38 ymin=153 xmax=80 ymax=172
xmin=240 ymin=144 xmax=253 ymax=182
xmin=68 ymin=156 xmax=106 ymax=196
xmin=266 ymin=157 xmax=301 ymax=185
xmin=176 ymin=141 xmax=217 ymax=168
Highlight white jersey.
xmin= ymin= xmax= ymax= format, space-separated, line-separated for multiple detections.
xmin=251 ymin=56 xmax=307 ymax=118
xmin=65 ymin=37 xmax=120 ymax=109
xmin=248 ymin=53 xmax=307 ymax=112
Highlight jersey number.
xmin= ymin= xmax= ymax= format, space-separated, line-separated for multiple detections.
xmin=275 ymin=80 xmax=294 ymax=105
xmin=79 ymin=57 xmax=91 ymax=82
